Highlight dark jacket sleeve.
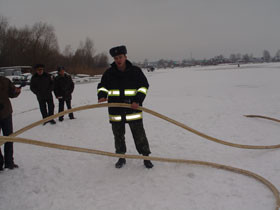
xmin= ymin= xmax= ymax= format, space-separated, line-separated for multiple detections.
xmin=30 ymin=76 xmax=38 ymax=95
xmin=133 ymin=69 xmax=149 ymax=104
xmin=8 ymin=79 xmax=20 ymax=98
xmin=53 ymin=77 xmax=59 ymax=97
xmin=69 ymin=76 xmax=74 ymax=93
xmin=97 ymin=71 xmax=109 ymax=100
xmin=49 ymin=75 xmax=54 ymax=92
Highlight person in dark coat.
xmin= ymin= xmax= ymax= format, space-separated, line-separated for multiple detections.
xmin=54 ymin=66 xmax=75 ymax=121
xmin=0 ymin=76 xmax=21 ymax=170
xmin=97 ymin=45 xmax=153 ymax=169
xmin=30 ymin=64 xmax=56 ymax=125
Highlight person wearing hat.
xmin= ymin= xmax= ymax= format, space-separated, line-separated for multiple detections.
xmin=0 ymin=75 xmax=21 ymax=170
xmin=30 ymin=64 xmax=56 ymax=125
xmin=54 ymin=66 xmax=75 ymax=121
xmin=97 ymin=45 xmax=153 ymax=169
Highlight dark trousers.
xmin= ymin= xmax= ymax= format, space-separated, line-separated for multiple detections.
xmin=58 ymin=99 xmax=74 ymax=119
xmin=38 ymin=98 xmax=55 ymax=119
xmin=0 ymin=115 xmax=14 ymax=168
xmin=112 ymin=121 xmax=151 ymax=156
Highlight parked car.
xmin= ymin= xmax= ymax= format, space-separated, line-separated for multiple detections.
xmin=0 ymin=66 xmax=32 ymax=75
xmin=147 ymin=66 xmax=155 ymax=72
xmin=0 ymin=66 xmax=32 ymax=86
xmin=12 ymin=73 xmax=32 ymax=85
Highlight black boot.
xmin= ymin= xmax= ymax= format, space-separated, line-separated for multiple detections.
xmin=115 ymin=158 xmax=126 ymax=168
xmin=43 ymin=121 xmax=49 ymax=125
xmin=49 ymin=120 xmax=56 ymax=124
xmin=144 ymin=160 xmax=153 ymax=169
xmin=5 ymin=163 xmax=19 ymax=170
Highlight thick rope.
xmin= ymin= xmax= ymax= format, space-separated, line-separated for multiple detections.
xmin=245 ymin=115 xmax=280 ymax=123
xmin=5 ymin=103 xmax=280 ymax=149
xmin=0 ymin=103 xmax=280 ymax=209
xmin=0 ymin=135 xmax=279 ymax=210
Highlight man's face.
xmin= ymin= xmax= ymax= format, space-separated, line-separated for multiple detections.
xmin=59 ymin=69 xmax=65 ymax=76
xmin=113 ymin=54 xmax=127 ymax=70
xmin=36 ymin=68 xmax=44 ymax=75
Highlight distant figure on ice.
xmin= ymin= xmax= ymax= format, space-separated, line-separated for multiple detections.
xmin=54 ymin=66 xmax=75 ymax=121
xmin=0 ymin=75 xmax=21 ymax=170
xmin=30 ymin=64 xmax=56 ymax=125
xmin=97 ymin=45 xmax=153 ymax=169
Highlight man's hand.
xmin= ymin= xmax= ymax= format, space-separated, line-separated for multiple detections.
xmin=15 ymin=87 xmax=21 ymax=94
xmin=131 ymin=102 xmax=139 ymax=109
xmin=98 ymin=98 xmax=108 ymax=103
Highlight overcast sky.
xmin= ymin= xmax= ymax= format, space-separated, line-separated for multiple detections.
xmin=0 ymin=0 xmax=279 ymax=62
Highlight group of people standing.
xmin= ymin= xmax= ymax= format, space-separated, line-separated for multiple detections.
xmin=0 ymin=65 xmax=75 ymax=171
xmin=30 ymin=64 xmax=75 ymax=124
xmin=1 ymin=45 xmax=153 ymax=171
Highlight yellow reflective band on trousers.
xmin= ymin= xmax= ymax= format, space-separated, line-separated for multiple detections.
xmin=109 ymin=115 xmax=122 ymax=122
xmin=108 ymin=90 xmax=120 ymax=96
xmin=137 ymin=87 xmax=148 ymax=95
xmin=124 ymin=89 xmax=137 ymax=96
xmin=109 ymin=113 xmax=143 ymax=122
xmin=126 ymin=113 xmax=142 ymax=121
xmin=97 ymin=87 xmax=108 ymax=94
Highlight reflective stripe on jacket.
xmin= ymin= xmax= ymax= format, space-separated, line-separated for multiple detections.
xmin=97 ymin=60 xmax=149 ymax=123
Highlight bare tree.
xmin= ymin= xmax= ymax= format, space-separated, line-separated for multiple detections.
xmin=263 ymin=50 xmax=271 ymax=62
xmin=0 ymin=16 xmax=9 ymax=65
xmin=274 ymin=50 xmax=280 ymax=61
xmin=93 ymin=52 xmax=109 ymax=68
xmin=29 ymin=22 xmax=59 ymax=68
xmin=72 ymin=37 xmax=96 ymax=68
xmin=229 ymin=54 xmax=238 ymax=63
xmin=0 ymin=15 xmax=109 ymax=74
xmin=242 ymin=54 xmax=250 ymax=63
xmin=63 ymin=44 xmax=73 ymax=57
xmin=0 ymin=15 xmax=8 ymax=44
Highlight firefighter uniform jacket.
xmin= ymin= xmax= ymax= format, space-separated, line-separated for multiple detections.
xmin=97 ymin=60 xmax=149 ymax=123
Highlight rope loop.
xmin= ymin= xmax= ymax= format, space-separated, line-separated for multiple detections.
xmin=0 ymin=103 xmax=279 ymax=209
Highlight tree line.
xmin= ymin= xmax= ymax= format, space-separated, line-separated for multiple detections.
xmin=0 ymin=15 xmax=109 ymax=75
xmin=140 ymin=49 xmax=280 ymax=69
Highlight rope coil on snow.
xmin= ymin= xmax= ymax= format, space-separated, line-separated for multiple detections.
xmin=0 ymin=103 xmax=279 ymax=209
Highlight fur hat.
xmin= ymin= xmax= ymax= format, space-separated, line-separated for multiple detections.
xmin=34 ymin=64 xmax=45 ymax=69
xmin=57 ymin=66 xmax=65 ymax=72
xmin=109 ymin=45 xmax=127 ymax=57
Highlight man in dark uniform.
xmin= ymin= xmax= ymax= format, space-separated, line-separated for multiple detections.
xmin=30 ymin=64 xmax=56 ymax=125
xmin=97 ymin=45 xmax=153 ymax=169
xmin=54 ymin=66 xmax=75 ymax=121
xmin=0 ymin=76 xmax=21 ymax=170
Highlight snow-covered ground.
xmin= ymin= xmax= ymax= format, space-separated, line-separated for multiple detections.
xmin=1 ymin=62 xmax=280 ymax=210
